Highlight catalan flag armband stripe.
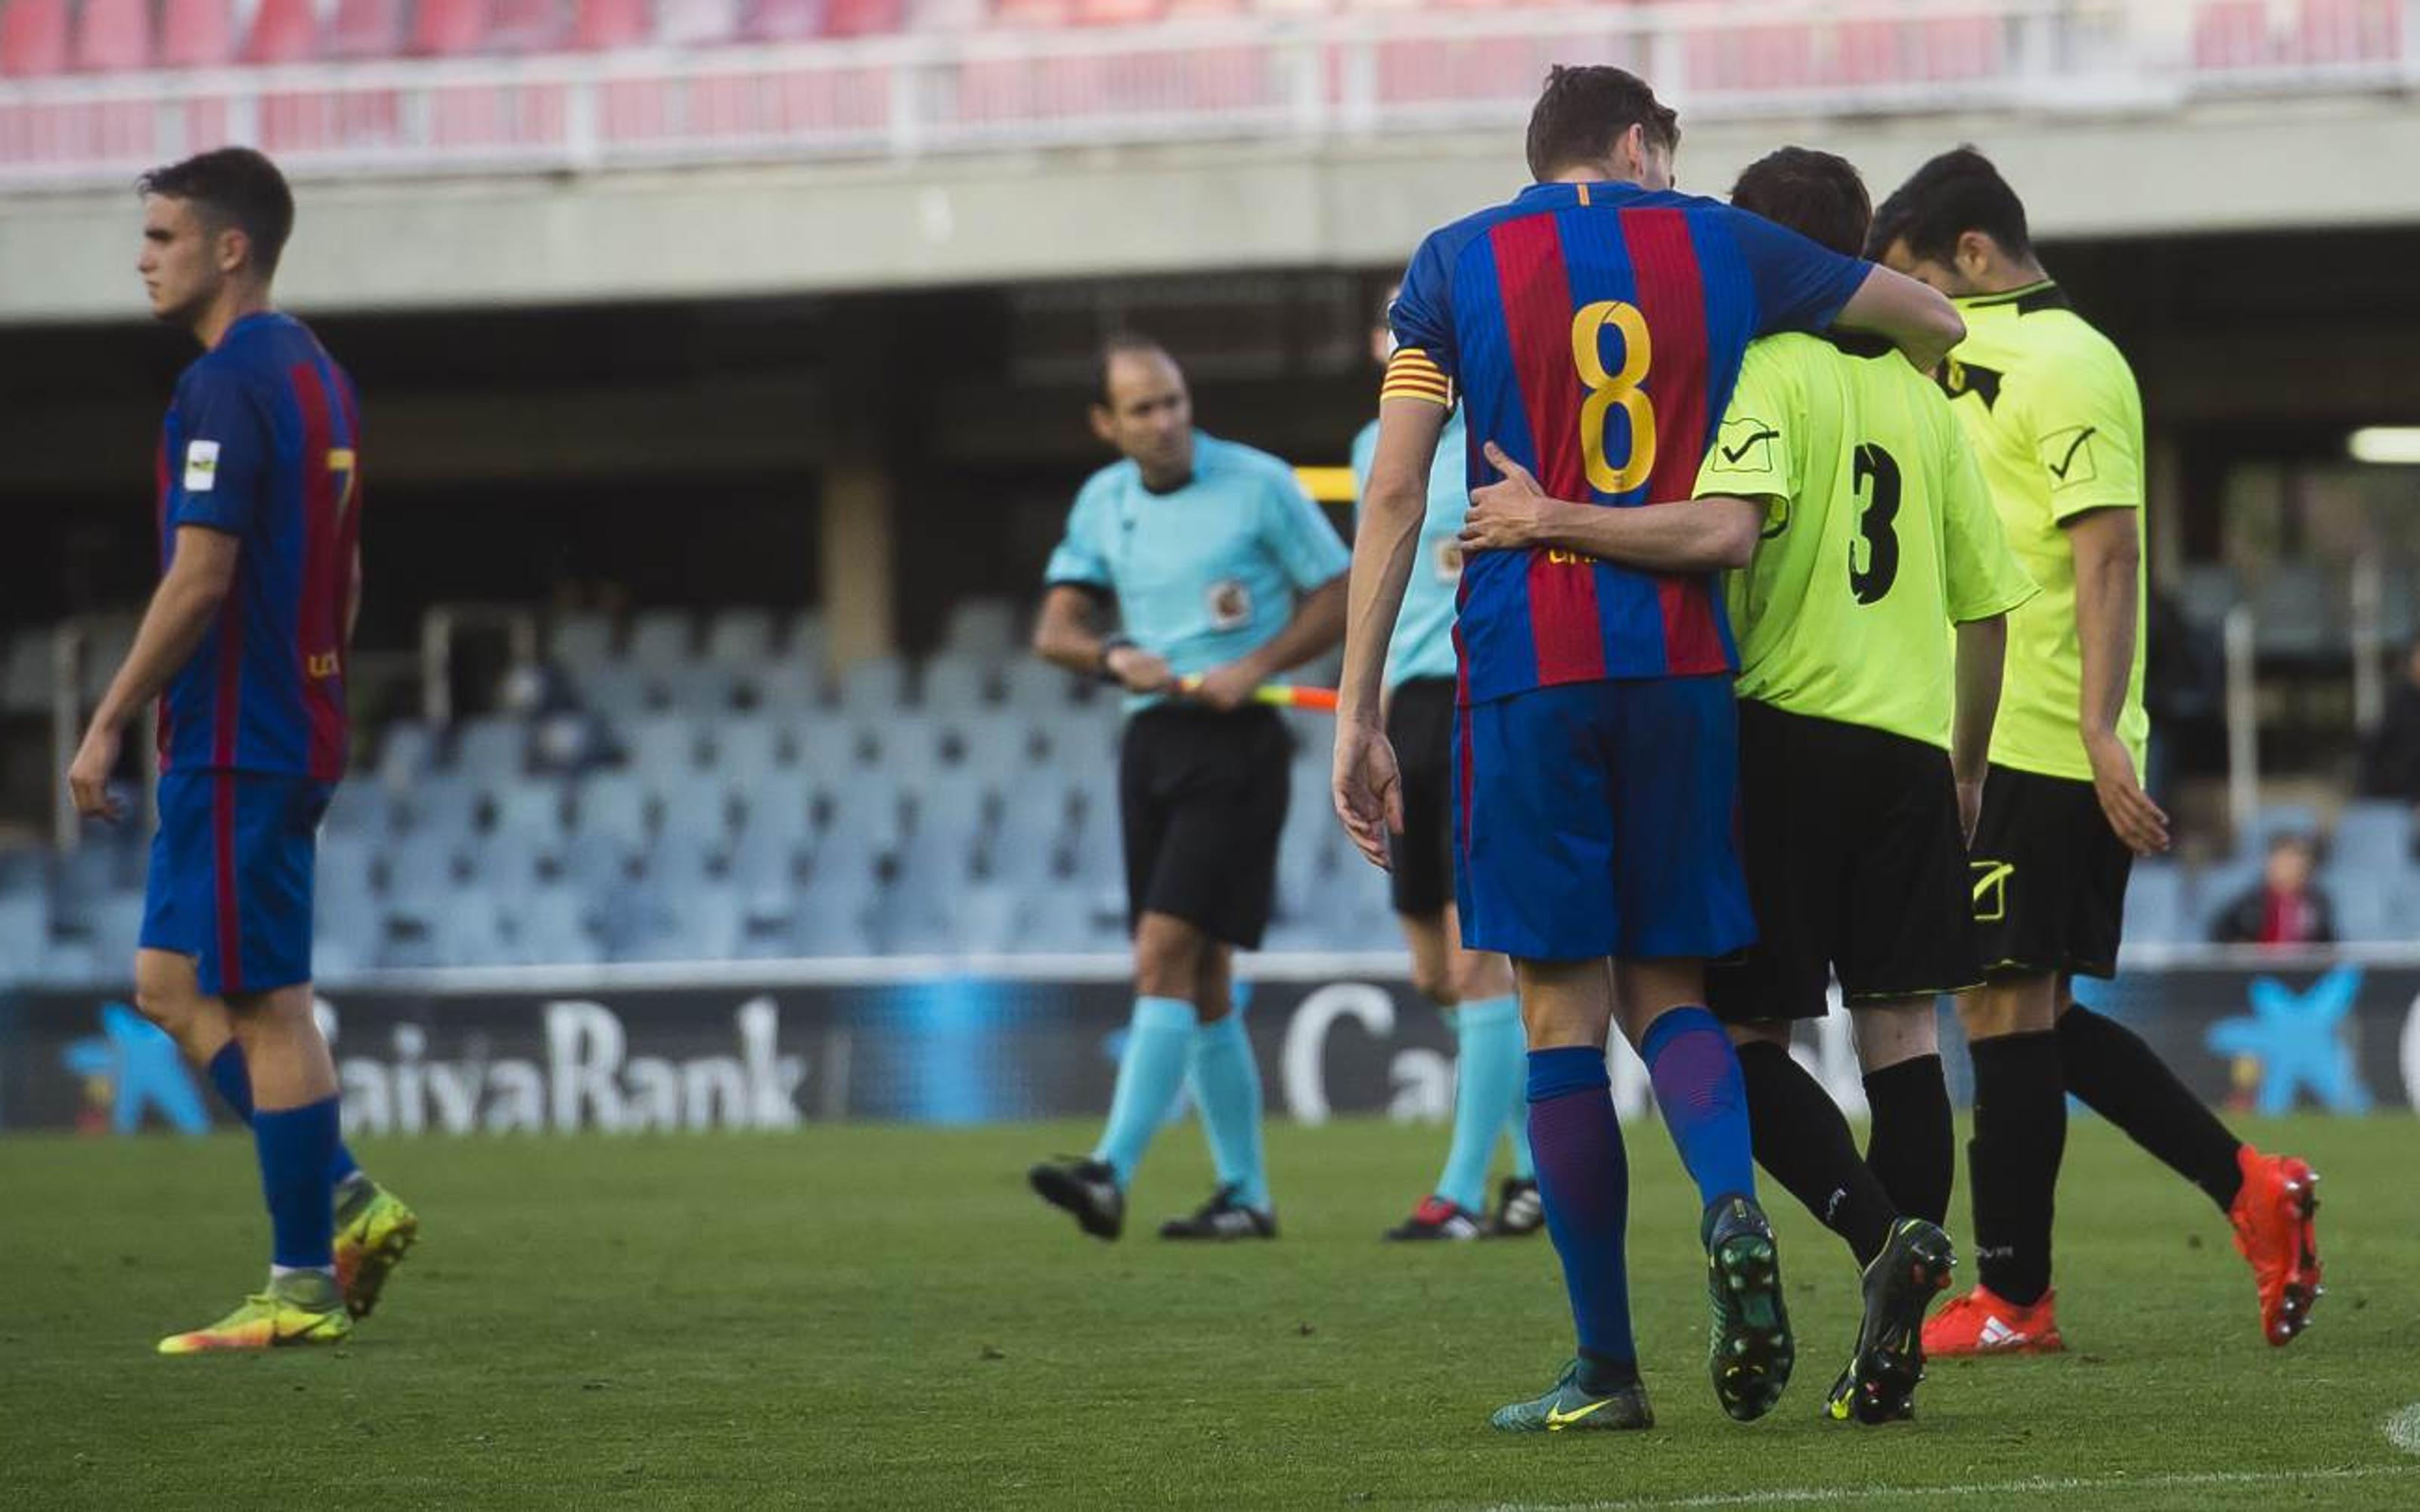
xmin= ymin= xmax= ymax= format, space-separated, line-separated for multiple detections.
xmin=1381 ymin=347 xmax=1453 ymax=407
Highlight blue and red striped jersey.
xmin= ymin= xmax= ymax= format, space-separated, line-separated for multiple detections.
xmin=154 ymin=311 xmax=362 ymax=780
xmin=1388 ymin=180 xmax=1871 ymax=702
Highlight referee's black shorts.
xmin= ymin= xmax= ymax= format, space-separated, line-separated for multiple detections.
xmin=1119 ymin=703 xmax=1292 ymax=950
xmin=1383 ymin=677 xmax=1457 ymax=918
xmin=1708 ymin=700 xmax=1981 ymax=1025
xmin=1966 ymin=762 xmax=2133 ymax=981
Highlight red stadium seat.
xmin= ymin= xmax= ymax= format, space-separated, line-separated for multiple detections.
xmin=322 ymin=0 xmax=407 ymax=59
xmin=2 ymin=0 xmax=73 ymax=76
xmin=1073 ymin=0 xmax=1165 ymax=26
xmin=241 ymin=0 xmax=318 ymax=64
xmin=411 ymin=0 xmax=491 ymax=56
xmin=742 ymin=0 xmax=827 ymax=42
xmin=575 ymin=0 xmax=655 ymax=49
xmin=822 ymin=0 xmax=901 ymax=33
xmin=72 ymin=0 xmax=153 ymax=72
xmin=159 ymin=0 xmax=236 ymax=67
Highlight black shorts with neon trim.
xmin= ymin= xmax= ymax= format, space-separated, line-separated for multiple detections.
xmin=1118 ymin=703 xmax=1292 ymax=950
xmin=1965 ymin=761 xmax=2133 ymax=981
xmin=1708 ymin=700 xmax=1981 ymax=1024
xmin=1383 ymin=677 xmax=1457 ymax=918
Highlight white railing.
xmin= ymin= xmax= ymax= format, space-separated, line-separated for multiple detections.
xmin=0 ymin=1 xmax=2409 ymax=189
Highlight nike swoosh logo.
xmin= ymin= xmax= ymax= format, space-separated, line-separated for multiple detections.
xmin=1546 ymin=1397 xmax=1615 ymax=1428
xmin=1721 ymin=429 xmax=1778 ymax=463
xmin=2047 ymin=427 xmax=2096 ymax=479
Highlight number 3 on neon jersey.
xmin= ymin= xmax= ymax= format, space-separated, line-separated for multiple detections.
xmin=1571 ymin=301 xmax=1656 ymax=494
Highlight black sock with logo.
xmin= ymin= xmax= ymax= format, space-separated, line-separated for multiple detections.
xmin=1736 ymin=1041 xmax=1895 ymax=1269
xmin=2057 ymin=1005 xmax=2245 ymax=1211
xmin=1967 ymin=1031 xmax=2065 ymax=1307
xmin=1862 ymin=1053 xmax=1953 ymax=1228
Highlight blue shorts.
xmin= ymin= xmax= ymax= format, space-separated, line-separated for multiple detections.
xmin=1454 ymin=676 xmax=1754 ymax=963
xmin=140 ymin=770 xmax=334 ymax=997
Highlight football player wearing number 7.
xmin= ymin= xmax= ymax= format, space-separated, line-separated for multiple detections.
xmin=1335 ymin=66 xmax=1965 ymax=1434
xmin=1463 ymin=147 xmax=2038 ymax=1425
xmin=1870 ymin=148 xmax=2324 ymax=1359
xmin=67 ymin=147 xmax=417 ymax=1353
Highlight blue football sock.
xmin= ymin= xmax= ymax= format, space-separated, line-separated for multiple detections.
xmin=1640 ymin=1006 xmax=1758 ymax=1217
xmin=1527 ymin=1046 xmax=1637 ymax=1378
xmin=254 ymin=1095 xmax=341 ymax=1271
xmin=206 ymin=1041 xmax=361 ymax=1189
xmin=1092 ymin=996 xmax=1196 ymax=1188
xmin=1435 ymin=994 xmax=1523 ymax=1212
xmin=1189 ymin=1012 xmax=1271 ymax=1212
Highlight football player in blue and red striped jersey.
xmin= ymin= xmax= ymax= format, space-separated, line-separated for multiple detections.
xmin=1334 ymin=68 xmax=1964 ymax=1432
xmin=70 ymin=147 xmax=417 ymax=1353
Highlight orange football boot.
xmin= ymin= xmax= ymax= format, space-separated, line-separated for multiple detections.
xmin=1920 ymin=1282 xmax=2064 ymax=1357
xmin=2229 ymin=1146 xmax=2322 ymax=1346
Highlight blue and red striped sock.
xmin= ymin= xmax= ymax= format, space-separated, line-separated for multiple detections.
xmin=1640 ymin=1006 xmax=1758 ymax=1220
xmin=1526 ymin=1046 xmax=1637 ymax=1385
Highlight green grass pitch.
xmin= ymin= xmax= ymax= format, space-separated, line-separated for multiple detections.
xmin=3 ymin=1114 xmax=2415 ymax=1509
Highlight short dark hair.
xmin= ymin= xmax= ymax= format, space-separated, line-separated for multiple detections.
xmin=1093 ymin=332 xmax=1171 ymax=407
xmin=1730 ymin=147 xmax=1870 ymax=260
xmin=1525 ymin=66 xmax=1678 ymax=182
xmin=138 ymin=147 xmax=295 ymax=279
xmin=1866 ymin=145 xmax=2031 ymax=263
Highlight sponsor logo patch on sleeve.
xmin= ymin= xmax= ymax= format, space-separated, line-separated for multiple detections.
xmin=183 ymin=439 xmax=221 ymax=493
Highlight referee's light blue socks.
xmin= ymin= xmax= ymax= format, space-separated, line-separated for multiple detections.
xmin=1436 ymin=994 xmax=1524 ymax=1213
xmin=254 ymin=1095 xmax=341 ymax=1272
xmin=1092 ymin=996 xmax=1198 ymax=1188
xmin=1527 ymin=1045 xmax=1637 ymax=1383
xmin=206 ymin=1041 xmax=362 ymax=1189
xmin=1189 ymin=1010 xmax=1272 ymax=1213
xmin=1640 ymin=1005 xmax=1758 ymax=1218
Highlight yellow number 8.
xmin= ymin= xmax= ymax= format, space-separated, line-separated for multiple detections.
xmin=1571 ymin=300 xmax=1655 ymax=494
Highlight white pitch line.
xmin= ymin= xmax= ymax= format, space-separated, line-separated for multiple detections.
xmin=2388 ymin=1402 xmax=2420 ymax=1457
xmin=1481 ymin=1463 xmax=2420 ymax=1512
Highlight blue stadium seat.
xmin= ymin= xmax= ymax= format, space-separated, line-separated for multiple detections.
xmin=838 ymin=655 xmax=911 ymax=714
xmin=704 ymin=606 xmax=777 ymax=665
xmin=577 ymin=662 xmax=661 ymax=717
xmin=380 ymin=832 xmax=461 ymax=925
xmin=706 ymin=715 xmax=784 ymax=785
xmin=0 ymin=890 xmax=51 ymax=982
xmin=942 ymin=597 xmax=1019 ymax=658
xmin=402 ymin=773 xmax=482 ymax=841
xmin=647 ymin=827 xmax=724 ymax=894
xmin=656 ymin=780 xmax=737 ymax=852
xmin=784 ymin=612 xmax=828 ymax=673
xmin=954 ymin=885 xmax=1023 ymax=955
xmin=322 ymin=780 xmax=392 ymax=838
xmin=662 ymin=665 xmax=745 ymax=717
xmin=741 ymin=769 xmax=816 ymax=850
xmin=2246 ymin=804 xmax=2324 ymax=856
xmin=451 ymin=716 xmax=526 ymax=785
xmin=626 ymin=609 xmax=695 ymax=669
xmin=2123 ymin=860 xmax=2188 ymax=946
xmin=2252 ymin=564 xmax=2334 ymax=659
xmin=815 ymin=776 xmax=908 ymax=871
xmin=746 ymin=658 xmax=823 ymax=713
xmin=790 ymin=863 xmax=879 ymax=956
xmin=573 ymin=772 xmax=652 ymax=851
xmin=2175 ymin=563 xmax=2242 ymax=631
xmin=375 ymin=720 xmax=436 ymax=793
xmin=85 ymin=893 xmax=147 ymax=978
xmin=624 ymin=714 xmax=699 ymax=778
xmin=488 ymin=780 xmax=567 ymax=852
xmin=982 ymin=776 xmax=1076 ymax=886
xmin=920 ymin=653 xmax=996 ymax=714
xmin=561 ymin=829 xmax=638 ymax=897
xmin=461 ymin=831 xmax=550 ymax=897
xmin=51 ymin=842 xmax=125 ymax=928
xmin=2330 ymin=800 xmax=2410 ymax=872
xmin=960 ymin=711 xmax=1047 ymax=783
xmin=1019 ymin=886 xmax=1099 ymax=953
xmin=514 ymin=887 xmax=601 ymax=966
xmin=729 ymin=826 xmax=804 ymax=931
xmin=550 ymin=611 xmax=614 ymax=669
xmin=1001 ymin=657 xmax=1084 ymax=711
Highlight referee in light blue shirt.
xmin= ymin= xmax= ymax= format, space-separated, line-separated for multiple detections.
xmin=1027 ymin=334 xmax=1349 ymax=1244
xmin=1351 ymin=288 xmax=1536 ymax=1245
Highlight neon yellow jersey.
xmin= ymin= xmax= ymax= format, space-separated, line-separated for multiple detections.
xmin=1695 ymin=331 xmax=2035 ymax=750
xmin=1938 ymin=282 xmax=2150 ymax=781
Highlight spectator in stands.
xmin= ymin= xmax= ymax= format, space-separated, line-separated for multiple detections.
xmin=504 ymin=660 xmax=620 ymax=776
xmin=2358 ymin=638 xmax=2420 ymax=811
xmin=2211 ymin=833 xmax=2337 ymax=947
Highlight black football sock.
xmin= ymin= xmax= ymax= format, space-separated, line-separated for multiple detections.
xmin=1967 ymin=1031 xmax=2065 ymax=1307
xmin=2057 ymin=1004 xmax=2245 ymax=1212
xmin=1863 ymin=1053 xmax=1953 ymax=1228
xmin=1736 ymin=1041 xmax=1896 ymax=1269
